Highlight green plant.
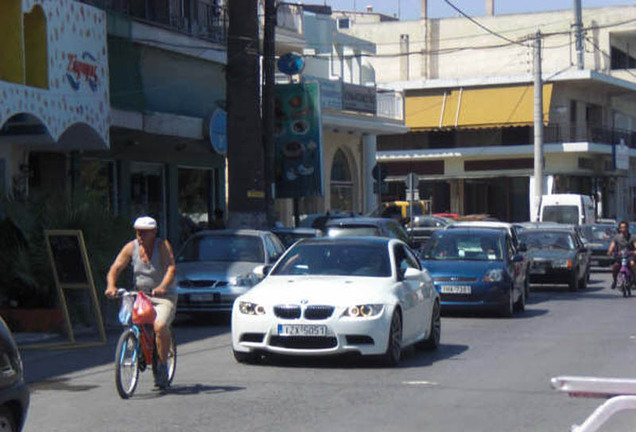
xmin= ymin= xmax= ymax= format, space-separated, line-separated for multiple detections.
xmin=0 ymin=191 xmax=131 ymax=309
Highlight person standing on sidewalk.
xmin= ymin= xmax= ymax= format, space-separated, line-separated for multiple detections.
xmin=105 ymin=216 xmax=177 ymax=388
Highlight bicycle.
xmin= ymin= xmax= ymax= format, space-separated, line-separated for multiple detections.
xmin=114 ymin=289 xmax=177 ymax=399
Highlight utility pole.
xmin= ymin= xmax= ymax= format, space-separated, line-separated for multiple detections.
xmin=533 ymin=31 xmax=544 ymax=220
xmin=263 ymin=0 xmax=276 ymax=227
xmin=573 ymin=0 xmax=584 ymax=70
xmin=226 ymin=0 xmax=266 ymax=228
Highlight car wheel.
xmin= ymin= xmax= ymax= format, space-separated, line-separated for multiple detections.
xmin=514 ymin=284 xmax=526 ymax=312
xmin=381 ymin=310 xmax=402 ymax=367
xmin=233 ymin=349 xmax=258 ymax=364
xmin=416 ymin=300 xmax=440 ymax=351
xmin=499 ymin=286 xmax=514 ymax=318
xmin=0 ymin=406 xmax=17 ymax=432
xmin=569 ymin=270 xmax=579 ymax=292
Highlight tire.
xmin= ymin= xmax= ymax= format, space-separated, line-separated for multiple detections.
xmin=617 ymin=273 xmax=627 ymax=297
xmin=381 ymin=310 xmax=402 ymax=367
xmin=0 ymin=406 xmax=17 ymax=432
xmin=499 ymin=287 xmax=514 ymax=318
xmin=568 ymin=271 xmax=579 ymax=292
xmin=416 ymin=301 xmax=440 ymax=351
xmin=514 ymin=284 xmax=526 ymax=312
xmin=233 ymin=350 xmax=258 ymax=364
xmin=153 ymin=330 xmax=177 ymax=386
xmin=115 ymin=329 xmax=140 ymax=399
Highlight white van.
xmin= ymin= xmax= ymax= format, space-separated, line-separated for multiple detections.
xmin=537 ymin=194 xmax=596 ymax=225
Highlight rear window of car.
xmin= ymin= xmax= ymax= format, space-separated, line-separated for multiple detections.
xmin=518 ymin=231 xmax=575 ymax=250
xmin=542 ymin=205 xmax=578 ymax=224
xmin=272 ymin=242 xmax=391 ymax=277
xmin=422 ymin=232 xmax=503 ymax=261
xmin=177 ymin=235 xmax=264 ymax=263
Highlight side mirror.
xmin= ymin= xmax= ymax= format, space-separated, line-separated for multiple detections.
xmin=403 ymin=267 xmax=421 ymax=280
xmin=253 ymin=264 xmax=272 ymax=278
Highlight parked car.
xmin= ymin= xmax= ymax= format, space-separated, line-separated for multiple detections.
xmin=270 ymin=227 xmax=322 ymax=249
xmin=175 ymin=229 xmax=285 ymax=313
xmin=231 ymin=237 xmax=440 ymax=366
xmin=0 ymin=316 xmax=29 ymax=431
xmin=518 ymin=228 xmax=591 ymax=291
xmin=407 ymin=215 xmax=449 ymax=245
xmin=579 ymin=223 xmax=615 ymax=268
xmin=324 ymin=217 xmax=416 ymax=247
xmin=420 ymin=228 xmax=526 ymax=317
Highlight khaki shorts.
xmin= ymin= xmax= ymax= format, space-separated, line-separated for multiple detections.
xmin=150 ymin=295 xmax=177 ymax=326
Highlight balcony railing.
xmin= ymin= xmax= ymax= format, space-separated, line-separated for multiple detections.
xmin=80 ymin=0 xmax=228 ymax=44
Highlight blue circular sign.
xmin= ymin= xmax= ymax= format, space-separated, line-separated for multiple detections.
xmin=207 ymin=109 xmax=227 ymax=155
xmin=277 ymin=52 xmax=305 ymax=76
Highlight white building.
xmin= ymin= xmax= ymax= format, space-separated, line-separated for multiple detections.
xmin=336 ymin=3 xmax=636 ymax=221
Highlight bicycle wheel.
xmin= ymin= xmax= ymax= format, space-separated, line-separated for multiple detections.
xmin=152 ymin=330 xmax=177 ymax=386
xmin=115 ymin=328 xmax=140 ymax=399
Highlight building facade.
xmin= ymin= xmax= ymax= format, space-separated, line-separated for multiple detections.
xmin=338 ymin=4 xmax=636 ymax=221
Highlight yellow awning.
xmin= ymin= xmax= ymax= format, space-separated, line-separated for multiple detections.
xmin=405 ymin=84 xmax=553 ymax=130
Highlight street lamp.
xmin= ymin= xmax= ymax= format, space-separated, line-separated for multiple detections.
xmin=262 ymin=0 xmax=332 ymax=227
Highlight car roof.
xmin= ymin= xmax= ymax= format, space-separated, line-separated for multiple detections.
xmin=270 ymin=227 xmax=321 ymax=235
xmin=325 ymin=217 xmax=395 ymax=227
xmin=449 ymin=221 xmax=512 ymax=228
xmin=432 ymin=227 xmax=505 ymax=237
xmin=187 ymin=229 xmax=270 ymax=238
xmin=294 ymin=236 xmax=394 ymax=246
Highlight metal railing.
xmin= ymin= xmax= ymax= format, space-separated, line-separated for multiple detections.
xmin=80 ymin=0 xmax=228 ymax=44
xmin=377 ymin=91 xmax=404 ymax=121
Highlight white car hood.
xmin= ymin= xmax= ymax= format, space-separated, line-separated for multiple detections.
xmin=241 ymin=275 xmax=395 ymax=306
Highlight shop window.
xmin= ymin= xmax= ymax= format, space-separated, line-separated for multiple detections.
xmin=178 ymin=168 xmax=212 ymax=245
xmin=330 ymin=149 xmax=353 ymax=212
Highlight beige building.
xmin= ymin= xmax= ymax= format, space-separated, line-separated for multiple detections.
xmin=335 ymin=3 xmax=636 ymax=221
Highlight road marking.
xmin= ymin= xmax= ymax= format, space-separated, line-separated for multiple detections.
xmin=402 ymin=380 xmax=438 ymax=386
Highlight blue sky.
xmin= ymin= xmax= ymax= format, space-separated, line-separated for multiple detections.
xmin=314 ymin=0 xmax=635 ymax=21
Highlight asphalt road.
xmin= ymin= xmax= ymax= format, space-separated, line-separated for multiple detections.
xmin=21 ymin=268 xmax=636 ymax=432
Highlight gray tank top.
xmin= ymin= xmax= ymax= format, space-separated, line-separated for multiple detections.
xmin=132 ymin=239 xmax=175 ymax=296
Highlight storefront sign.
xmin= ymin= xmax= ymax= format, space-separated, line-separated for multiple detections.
xmin=274 ymin=83 xmax=324 ymax=199
xmin=315 ymin=78 xmax=342 ymax=110
xmin=342 ymin=83 xmax=377 ymax=114
xmin=613 ymin=139 xmax=629 ymax=170
xmin=0 ymin=1 xmax=109 ymax=145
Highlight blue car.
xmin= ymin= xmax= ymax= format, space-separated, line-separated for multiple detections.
xmin=419 ymin=228 xmax=526 ymax=317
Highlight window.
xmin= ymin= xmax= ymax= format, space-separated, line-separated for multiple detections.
xmin=337 ymin=17 xmax=350 ymax=29
xmin=330 ymin=149 xmax=354 ymax=212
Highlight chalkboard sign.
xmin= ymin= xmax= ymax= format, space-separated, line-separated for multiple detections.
xmin=46 ymin=233 xmax=89 ymax=285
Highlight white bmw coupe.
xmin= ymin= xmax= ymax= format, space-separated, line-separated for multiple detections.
xmin=231 ymin=237 xmax=440 ymax=366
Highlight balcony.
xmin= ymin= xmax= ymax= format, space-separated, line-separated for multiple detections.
xmin=80 ymin=0 xmax=228 ymax=44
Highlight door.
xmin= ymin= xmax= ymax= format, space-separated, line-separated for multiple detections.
xmin=393 ymin=244 xmax=428 ymax=341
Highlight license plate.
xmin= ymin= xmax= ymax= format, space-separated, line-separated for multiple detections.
xmin=278 ymin=324 xmax=327 ymax=336
xmin=531 ymin=268 xmax=546 ymax=274
xmin=190 ymin=293 xmax=217 ymax=302
xmin=440 ymin=285 xmax=471 ymax=294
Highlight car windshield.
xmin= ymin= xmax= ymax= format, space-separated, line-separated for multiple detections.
xmin=177 ymin=234 xmax=264 ymax=263
xmin=518 ymin=231 xmax=575 ymax=251
xmin=542 ymin=205 xmax=578 ymax=224
xmin=272 ymin=242 xmax=391 ymax=277
xmin=581 ymin=226 xmax=614 ymax=242
xmin=422 ymin=233 xmax=503 ymax=261
xmin=327 ymin=226 xmax=381 ymax=237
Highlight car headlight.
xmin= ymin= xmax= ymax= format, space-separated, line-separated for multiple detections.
xmin=230 ymin=273 xmax=259 ymax=288
xmin=483 ymin=269 xmax=504 ymax=282
xmin=343 ymin=304 xmax=384 ymax=318
xmin=552 ymin=259 xmax=572 ymax=268
xmin=238 ymin=301 xmax=266 ymax=315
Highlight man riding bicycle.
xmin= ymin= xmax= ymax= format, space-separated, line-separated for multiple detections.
xmin=105 ymin=216 xmax=177 ymax=388
xmin=607 ymin=220 xmax=636 ymax=290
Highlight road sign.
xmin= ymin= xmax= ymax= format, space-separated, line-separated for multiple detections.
xmin=404 ymin=172 xmax=419 ymax=190
xmin=372 ymin=164 xmax=388 ymax=181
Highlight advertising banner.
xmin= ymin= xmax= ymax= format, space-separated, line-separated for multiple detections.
xmin=274 ymin=83 xmax=324 ymax=198
xmin=0 ymin=1 xmax=109 ymax=146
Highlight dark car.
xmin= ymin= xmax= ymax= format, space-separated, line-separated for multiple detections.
xmin=0 ymin=316 xmax=29 ymax=431
xmin=518 ymin=228 xmax=590 ymax=291
xmin=407 ymin=215 xmax=449 ymax=245
xmin=270 ymin=227 xmax=322 ymax=249
xmin=419 ymin=228 xmax=526 ymax=317
xmin=297 ymin=212 xmax=355 ymax=232
xmin=579 ymin=223 xmax=615 ymax=268
xmin=324 ymin=217 xmax=415 ymax=247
